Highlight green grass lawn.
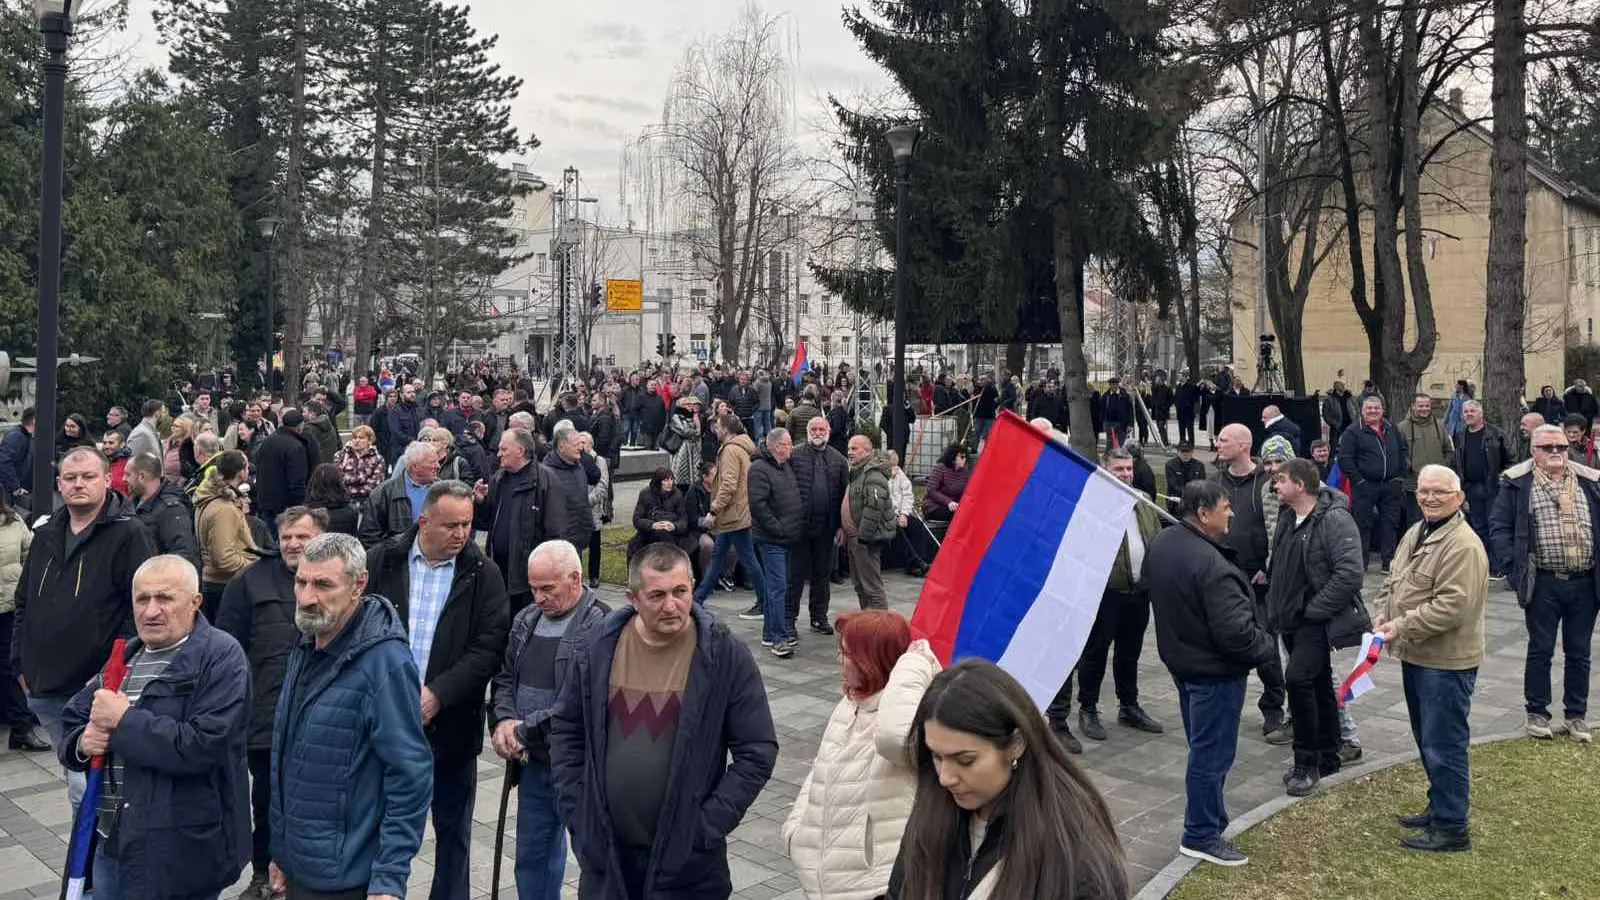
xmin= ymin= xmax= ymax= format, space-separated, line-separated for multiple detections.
xmin=1170 ymin=738 xmax=1600 ymax=900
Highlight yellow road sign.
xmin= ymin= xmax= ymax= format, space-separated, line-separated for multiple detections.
xmin=606 ymin=279 xmax=642 ymax=311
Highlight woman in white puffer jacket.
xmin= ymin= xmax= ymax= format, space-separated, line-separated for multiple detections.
xmin=784 ymin=610 xmax=941 ymax=899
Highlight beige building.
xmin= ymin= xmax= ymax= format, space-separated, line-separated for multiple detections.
xmin=1231 ymin=100 xmax=1600 ymax=397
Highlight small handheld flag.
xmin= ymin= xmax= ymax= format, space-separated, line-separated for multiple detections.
xmin=1337 ymin=632 xmax=1385 ymax=709
xmin=789 ymin=341 xmax=810 ymax=385
xmin=61 ymin=639 xmax=129 ymax=900
xmin=911 ymin=412 xmax=1136 ymax=708
xmin=1326 ymin=460 xmax=1352 ymax=501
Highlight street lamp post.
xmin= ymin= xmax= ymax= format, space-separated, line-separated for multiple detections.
xmin=30 ymin=0 xmax=73 ymax=505
xmin=257 ymin=214 xmax=282 ymax=396
xmin=884 ymin=123 xmax=920 ymax=460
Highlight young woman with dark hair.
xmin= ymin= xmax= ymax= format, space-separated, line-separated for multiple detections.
xmin=887 ymin=659 xmax=1128 ymax=900
xmin=305 ymin=463 xmax=359 ymax=536
xmin=785 ymin=611 xmax=940 ymax=899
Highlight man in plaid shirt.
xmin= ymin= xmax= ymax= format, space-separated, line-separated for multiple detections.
xmin=364 ymin=480 xmax=510 ymax=899
xmin=1491 ymin=423 xmax=1600 ymax=745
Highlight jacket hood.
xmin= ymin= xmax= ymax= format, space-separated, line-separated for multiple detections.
xmin=105 ymin=446 xmax=132 ymax=461
xmin=723 ymin=433 xmax=757 ymax=457
xmin=1216 ymin=462 xmax=1266 ymax=486
xmin=330 ymin=594 xmax=412 ymax=661
xmin=1502 ymin=458 xmax=1600 ymax=483
xmin=193 ymin=475 xmax=245 ymax=508
xmin=1315 ymin=485 xmax=1350 ymax=511
xmin=147 ymin=481 xmax=192 ymax=509
xmin=852 ymin=450 xmax=892 ymax=475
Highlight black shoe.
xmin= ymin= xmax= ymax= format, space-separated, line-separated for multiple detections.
xmin=737 ymin=603 xmax=764 ymax=620
xmin=1380 ymin=561 xmax=1393 ymax=575
xmin=1284 ymin=767 xmax=1319 ymax=797
xmin=1261 ymin=711 xmax=1286 ymax=735
xmin=830 ymin=575 xmax=848 ymax=586
xmin=811 ymin=620 xmax=835 ymax=636
xmin=587 ymin=577 xmax=600 ymax=589
xmin=718 ymin=577 xmax=736 ymax=592
xmin=6 ymin=727 xmax=51 ymax=753
xmin=905 ymin=564 xmax=928 ymax=577
xmin=1051 ymin=720 xmax=1083 ymax=754
xmin=1399 ymin=829 xmax=1470 ymax=853
xmin=1118 ymin=704 xmax=1164 ymax=734
xmin=1264 ymin=718 xmax=1295 ymax=745
xmin=1179 ymin=838 xmax=1248 ymax=867
xmin=1338 ymin=741 xmax=1365 ymax=765
xmin=1079 ymin=708 xmax=1108 ymax=741
xmin=1397 ymin=812 xmax=1432 ymax=829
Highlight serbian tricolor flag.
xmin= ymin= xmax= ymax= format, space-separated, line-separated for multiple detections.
xmin=1338 ymin=633 xmax=1385 ymax=708
xmin=1327 ymin=460 xmax=1353 ymax=501
xmin=62 ymin=639 xmax=129 ymax=900
xmin=789 ymin=341 xmax=810 ymax=384
xmin=912 ymin=411 xmax=1137 ymax=707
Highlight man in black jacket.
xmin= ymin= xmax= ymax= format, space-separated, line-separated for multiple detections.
xmin=1176 ymin=374 xmax=1202 ymax=446
xmin=1262 ymin=405 xmax=1303 ymax=456
xmin=125 ymin=452 xmax=200 ymax=568
xmin=1145 ymin=480 xmax=1279 ymax=869
xmin=474 ymin=428 xmax=569 ymax=617
xmin=364 ymin=482 xmax=510 ymax=900
xmin=1449 ymin=400 xmax=1512 ymax=579
xmin=1149 ymin=374 xmax=1175 ymax=446
xmin=1337 ymin=395 xmax=1410 ymax=573
xmin=543 ymin=424 xmax=601 ymax=554
xmin=1104 ymin=378 xmax=1134 ymax=451
xmin=254 ymin=408 xmax=314 ymax=531
xmin=216 ymin=506 xmax=326 ymax=896
xmin=1267 ymin=461 xmax=1368 ymax=798
xmin=1165 ymin=442 xmax=1208 ymax=515
xmin=11 ymin=446 xmax=156 ymax=811
xmin=788 ymin=416 xmax=849 ymax=636
xmin=748 ymin=429 xmax=802 ymax=657
xmin=729 ymin=371 xmax=760 ymax=437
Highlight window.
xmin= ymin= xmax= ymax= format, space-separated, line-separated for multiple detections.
xmin=820 ymin=336 xmax=833 ymax=357
xmin=690 ymin=333 xmax=707 ymax=357
xmin=690 ymin=288 xmax=708 ymax=312
xmin=798 ymin=293 xmax=810 ymax=315
xmin=821 ymin=297 xmax=832 ymax=317
xmin=840 ymin=336 xmax=851 ymax=358
xmin=537 ymin=253 xmax=548 ymax=273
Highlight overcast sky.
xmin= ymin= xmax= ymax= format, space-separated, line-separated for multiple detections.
xmin=117 ymin=0 xmax=891 ymax=219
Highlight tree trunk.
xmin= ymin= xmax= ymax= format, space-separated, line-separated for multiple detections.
xmin=1321 ymin=14 xmax=1376 ymax=387
xmin=282 ymin=0 xmax=309 ymax=398
xmin=1484 ymin=0 xmax=1530 ymax=430
xmin=1004 ymin=342 xmax=1027 ymax=379
xmin=356 ymin=39 xmax=390 ymax=377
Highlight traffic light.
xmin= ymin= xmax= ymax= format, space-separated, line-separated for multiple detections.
xmin=588 ymin=282 xmax=603 ymax=309
xmin=666 ymin=334 xmax=678 ymax=356
xmin=655 ymin=334 xmax=665 ymax=357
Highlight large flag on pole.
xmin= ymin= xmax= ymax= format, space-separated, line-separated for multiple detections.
xmin=789 ymin=340 xmax=811 ymax=385
xmin=912 ymin=411 xmax=1136 ymax=708
xmin=62 ymin=639 xmax=129 ymax=900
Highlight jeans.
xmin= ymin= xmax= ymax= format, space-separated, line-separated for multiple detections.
xmin=1351 ymin=479 xmax=1404 ymax=565
xmin=516 ymin=763 xmax=568 ymax=900
xmin=249 ymin=748 xmax=272 ymax=877
xmin=787 ymin=533 xmax=835 ymax=628
xmin=428 ymin=755 xmax=479 ymax=900
xmin=1174 ymin=677 xmax=1247 ymax=846
xmin=1177 ymin=409 xmax=1196 ymax=446
xmin=756 ymin=541 xmax=794 ymax=645
xmin=586 ymin=529 xmax=604 ymax=582
xmin=622 ymin=417 xmax=638 ymax=446
xmin=26 ymin=694 xmax=86 ymax=808
xmin=1463 ymin=482 xmax=1499 ymax=575
xmin=1075 ymin=591 xmax=1150 ymax=709
xmin=1284 ymin=624 xmax=1340 ymax=771
xmin=1523 ymin=571 xmax=1599 ymax=719
xmin=1401 ymin=662 xmax=1476 ymax=834
xmin=975 ymin=418 xmax=994 ymax=448
xmin=694 ymin=528 xmax=764 ymax=604
xmin=1251 ymin=583 xmax=1287 ymax=718
xmin=754 ymin=410 xmax=774 ymax=439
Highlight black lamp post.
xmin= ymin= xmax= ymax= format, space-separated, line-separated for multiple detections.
xmin=257 ymin=214 xmax=282 ymax=396
xmin=30 ymin=0 xmax=73 ymax=506
xmin=884 ymin=123 xmax=920 ymax=459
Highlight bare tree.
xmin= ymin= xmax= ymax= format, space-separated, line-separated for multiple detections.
xmin=569 ymin=223 xmax=624 ymax=366
xmin=649 ymin=4 xmax=804 ymax=363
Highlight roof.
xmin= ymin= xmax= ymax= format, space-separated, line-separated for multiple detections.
xmin=1435 ymin=102 xmax=1600 ymax=215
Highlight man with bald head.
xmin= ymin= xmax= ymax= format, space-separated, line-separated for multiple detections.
xmin=786 ymin=416 xmax=849 ymax=635
xmin=60 ymin=555 xmax=252 ymax=896
xmin=1209 ymin=423 xmax=1289 ymax=739
xmin=1261 ymin=405 xmax=1302 ymax=456
xmin=1514 ymin=411 xmax=1546 ymax=463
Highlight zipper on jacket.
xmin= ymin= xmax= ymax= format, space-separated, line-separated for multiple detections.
xmin=37 ymin=558 xmax=50 ymax=594
xmin=76 ymin=559 xmax=84 ymax=597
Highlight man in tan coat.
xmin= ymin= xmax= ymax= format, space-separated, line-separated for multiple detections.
xmin=693 ymin=415 xmax=765 ymax=605
xmin=1373 ymin=463 xmax=1487 ymax=854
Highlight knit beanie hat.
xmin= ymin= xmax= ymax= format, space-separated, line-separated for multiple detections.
xmin=1261 ymin=435 xmax=1294 ymax=462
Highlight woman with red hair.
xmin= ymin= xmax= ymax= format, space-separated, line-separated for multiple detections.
xmin=783 ymin=610 xmax=941 ymax=899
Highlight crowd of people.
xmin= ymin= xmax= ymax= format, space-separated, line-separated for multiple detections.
xmin=0 ymin=354 xmax=1592 ymax=899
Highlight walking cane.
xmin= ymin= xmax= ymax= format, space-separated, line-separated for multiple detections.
xmin=491 ymin=758 xmax=523 ymax=898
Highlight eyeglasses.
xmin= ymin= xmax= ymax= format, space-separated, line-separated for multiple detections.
xmin=1534 ymin=444 xmax=1570 ymax=454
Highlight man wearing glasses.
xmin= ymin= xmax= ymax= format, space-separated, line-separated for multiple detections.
xmin=1490 ymin=423 xmax=1600 ymax=744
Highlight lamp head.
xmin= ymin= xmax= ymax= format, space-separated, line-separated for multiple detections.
xmin=884 ymin=123 xmax=921 ymax=163
xmin=256 ymin=215 xmax=283 ymax=239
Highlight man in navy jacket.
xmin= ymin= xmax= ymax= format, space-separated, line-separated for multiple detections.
xmin=1337 ymin=395 xmax=1410 ymax=572
xmin=60 ymin=555 xmax=251 ymax=899
xmin=269 ymin=532 xmax=432 ymax=900
xmin=550 ymin=543 xmax=777 ymax=898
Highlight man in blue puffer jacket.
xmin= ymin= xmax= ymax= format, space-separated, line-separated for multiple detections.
xmin=269 ymin=532 xmax=433 ymax=900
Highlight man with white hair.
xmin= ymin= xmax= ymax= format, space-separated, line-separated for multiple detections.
xmin=489 ymin=541 xmax=610 ymax=900
xmin=59 ymin=555 xmax=252 ymax=897
xmin=358 ymin=440 xmax=442 ymax=546
xmin=1491 ymin=423 xmax=1600 ymax=744
xmin=1374 ymin=464 xmax=1487 ymax=852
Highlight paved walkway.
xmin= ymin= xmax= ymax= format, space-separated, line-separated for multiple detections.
xmin=0 ymin=570 xmax=1591 ymax=899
